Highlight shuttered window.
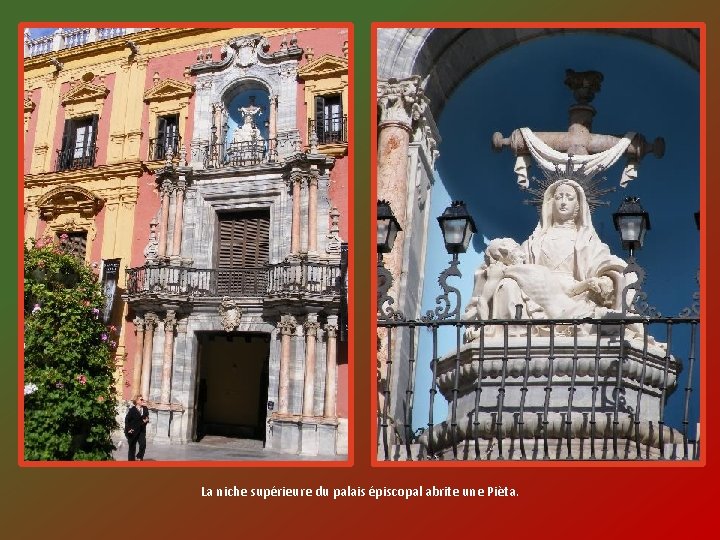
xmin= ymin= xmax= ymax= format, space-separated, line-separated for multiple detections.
xmin=154 ymin=114 xmax=180 ymax=160
xmin=217 ymin=210 xmax=270 ymax=296
xmin=314 ymin=95 xmax=344 ymax=144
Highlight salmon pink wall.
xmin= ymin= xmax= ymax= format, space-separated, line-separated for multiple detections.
xmin=140 ymin=48 xmax=199 ymax=162
xmin=130 ymin=172 xmax=162 ymax=268
xmin=24 ymin=87 xmax=42 ymax=171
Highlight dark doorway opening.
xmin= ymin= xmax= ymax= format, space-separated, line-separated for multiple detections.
xmin=194 ymin=332 xmax=270 ymax=443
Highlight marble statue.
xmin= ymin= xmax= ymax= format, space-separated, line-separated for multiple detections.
xmin=231 ymin=96 xmax=263 ymax=145
xmin=464 ymin=179 xmax=628 ymax=339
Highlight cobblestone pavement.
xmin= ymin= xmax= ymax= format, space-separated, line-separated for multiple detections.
xmin=112 ymin=435 xmax=347 ymax=462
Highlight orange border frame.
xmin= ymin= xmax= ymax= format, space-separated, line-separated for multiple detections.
xmin=370 ymin=21 xmax=706 ymax=468
xmin=18 ymin=21 xmax=355 ymax=468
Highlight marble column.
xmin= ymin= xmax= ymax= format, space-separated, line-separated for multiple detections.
xmin=376 ymin=77 xmax=428 ymax=281
xmin=171 ymin=179 xmax=186 ymax=257
xmin=140 ymin=313 xmax=157 ymax=399
xmin=302 ymin=314 xmax=321 ymax=418
xmin=290 ymin=173 xmax=302 ymax=255
xmin=307 ymin=172 xmax=318 ymax=254
xmin=159 ymin=310 xmax=176 ymax=404
xmin=157 ymin=180 xmax=172 ymax=258
xmin=323 ymin=316 xmax=339 ymax=418
xmin=277 ymin=315 xmax=297 ymax=415
xmin=131 ymin=315 xmax=145 ymax=397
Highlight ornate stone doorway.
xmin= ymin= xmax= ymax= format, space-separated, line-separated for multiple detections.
xmin=194 ymin=332 xmax=270 ymax=442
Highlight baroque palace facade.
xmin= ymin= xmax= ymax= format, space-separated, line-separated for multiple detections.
xmin=23 ymin=26 xmax=350 ymax=456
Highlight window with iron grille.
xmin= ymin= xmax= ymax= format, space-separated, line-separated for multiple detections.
xmin=58 ymin=116 xmax=98 ymax=171
xmin=216 ymin=210 xmax=270 ymax=296
xmin=314 ymin=95 xmax=345 ymax=144
xmin=152 ymin=114 xmax=180 ymax=160
xmin=58 ymin=231 xmax=88 ymax=261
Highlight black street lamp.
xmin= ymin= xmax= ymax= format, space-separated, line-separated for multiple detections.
xmin=377 ymin=200 xmax=402 ymax=255
xmin=437 ymin=201 xmax=477 ymax=254
xmin=613 ymin=196 xmax=650 ymax=258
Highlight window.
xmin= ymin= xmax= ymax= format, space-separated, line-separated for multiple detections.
xmin=58 ymin=116 xmax=98 ymax=171
xmin=58 ymin=231 xmax=88 ymax=261
xmin=152 ymin=114 xmax=180 ymax=161
xmin=314 ymin=95 xmax=346 ymax=144
xmin=216 ymin=210 xmax=270 ymax=296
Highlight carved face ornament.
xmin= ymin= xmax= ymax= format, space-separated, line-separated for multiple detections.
xmin=553 ymin=183 xmax=579 ymax=222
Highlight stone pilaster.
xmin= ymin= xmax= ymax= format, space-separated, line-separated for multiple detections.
xmin=289 ymin=173 xmax=302 ymax=256
xmin=323 ymin=316 xmax=339 ymax=418
xmin=302 ymin=314 xmax=321 ymax=418
xmin=131 ymin=315 xmax=145 ymax=397
xmin=277 ymin=315 xmax=297 ymax=415
xmin=140 ymin=313 xmax=158 ymax=399
xmin=171 ymin=179 xmax=187 ymax=257
xmin=159 ymin=310 xmax=177 ymax=404
xmin=157 ymin=179 xmax=172 ymax=258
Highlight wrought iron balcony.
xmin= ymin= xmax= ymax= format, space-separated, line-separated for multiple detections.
xmin=202 ymin=138 xmax=277 ymax=169
xmin=126 ymin=260 xmax=342 ymax=299
xmin=309 ymin=114 xmax=348 ymax=145
xmin=378 ymin=316 xmax=700 ymax=461
xmin=56 ymin=145 xmax=98 ymax=172
xmin=148 ymin=136 xmax=182 ymax=161
xmin=267 ymin=260 xmax=343 ymax=297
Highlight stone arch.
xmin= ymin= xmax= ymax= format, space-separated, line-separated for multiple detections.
xmin=378 ymin=27 xmax=700 ymax=119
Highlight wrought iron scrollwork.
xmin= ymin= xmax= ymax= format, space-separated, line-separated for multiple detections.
xmin=422 ymin=254 xmax=462 ymax=322
xmin=377 ymin=258 xmax=405 ymax=321
xmin=679 ymin=269 xmax=700 ymax=318
xmin=622 ymin=257 xmax=661 ymax=317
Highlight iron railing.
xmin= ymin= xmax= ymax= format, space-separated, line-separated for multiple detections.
xmin=56 ymin=145 xmax=98 ymax=171
xmin=309 ymin=114 xmax=348 ymax=145
xmin=202 ymin=138 xmax=277 ymax=169
xmin=126 ymin=261 xmax=342 ymax=298
xmin=148 ymin=136 xmax=182 ymax=161
xmin=267 ymin=260 xmax=343 ymax=297
xmin=378 ymin=316 xmax=700 ymax=461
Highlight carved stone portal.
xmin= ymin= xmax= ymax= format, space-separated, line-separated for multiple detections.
xmin=218 ymin=296 xmax=242 ymax=332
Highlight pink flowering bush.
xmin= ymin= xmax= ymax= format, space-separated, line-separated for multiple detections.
xmin=24 ymin=240 xmax=118 ymax=461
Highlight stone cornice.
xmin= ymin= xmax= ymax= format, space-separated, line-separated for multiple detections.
xmin=24 ymin=161 xmax=145 ymax=189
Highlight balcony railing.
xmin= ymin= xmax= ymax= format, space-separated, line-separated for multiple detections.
xmin=378 ymin=316 xmax=700 ymax=461
xmin=202 ymin=138 xmax=277 ymax=169
xmin=267 ymin=260 xmax=343 ymax=297
xmin=56 ymin=145 xmax=98 ymax=171
xmin=309 ymin=114 xmax=348 ymax=145
xmin=126 ymin=261 xmax=342 ymax=299
xmin=149 ymin=136 xmax=182 ymax=161
xmin=24 ymin=28 xmax=151 ymax=58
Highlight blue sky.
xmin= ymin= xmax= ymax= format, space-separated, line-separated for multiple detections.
xmin=414 ymin=31 xmax=700 ymax=434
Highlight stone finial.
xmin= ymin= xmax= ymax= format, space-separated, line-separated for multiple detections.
xmin=143 ymin=217 xmax=159 ymax=261
xmin=304 ymin=47 xmax=314 ymax=63
xmin=326 ymin=206 xmax=342 ymax=254
xmin=290 ymin=34 xmax=298 ymax=47
xmin=342 ymin=40 xmax=348 ymax=59
xmin=153 ymin=71 xmax=160 ymax=84
xmin=309 ymin=127 xmax=318 ymax=153
xmin=280 ymin=36 xmax=288 ymax=50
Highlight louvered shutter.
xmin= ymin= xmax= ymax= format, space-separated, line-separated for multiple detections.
xmin=217 ymin=211 xmax=270 ymax=296
xmin=315 ymin=95 xmax=325 ymax=143
xmin=60 ymin=119 xmax=74 ymax=169
xmin=156 ymin=116 xmax=167 ymax=160
xmin=88 ymin=115 xmax=99 ymax=166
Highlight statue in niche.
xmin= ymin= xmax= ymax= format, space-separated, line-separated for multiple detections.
xmin=464 ymin=179 xmax=631 ymax=341
xmin=229 ymin=96 xmax=266 ymax=163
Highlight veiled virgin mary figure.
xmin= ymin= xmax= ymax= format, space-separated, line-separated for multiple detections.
xmin=464 ymin=179 xmax=628 ymax=330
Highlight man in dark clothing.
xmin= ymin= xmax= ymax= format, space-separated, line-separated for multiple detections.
xmin=124 ymin=394 xmax=149 ymax=461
